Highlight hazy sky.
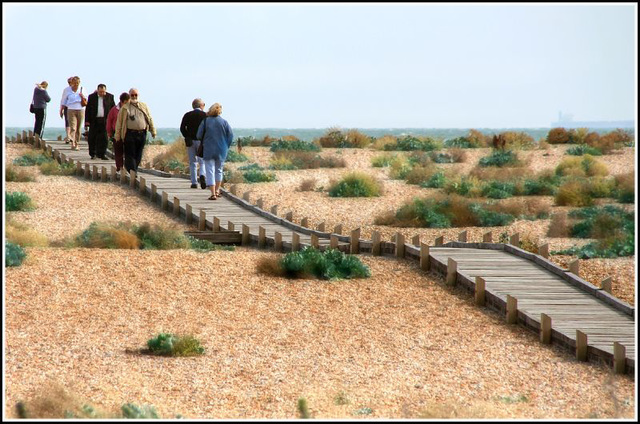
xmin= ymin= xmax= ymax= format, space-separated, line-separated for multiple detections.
xmin=3 ymin=3 xmax=637 ymax=129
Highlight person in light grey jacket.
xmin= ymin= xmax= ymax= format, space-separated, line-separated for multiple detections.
xmin=32 ymin=81 xmax=51 ymax=138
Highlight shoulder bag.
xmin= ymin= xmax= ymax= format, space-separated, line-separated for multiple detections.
xmin=197 ymin=117 xmax=207 ymax=158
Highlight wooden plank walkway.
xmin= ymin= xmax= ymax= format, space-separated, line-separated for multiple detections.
xmin=11 ymin=132 xmax=635 ymax=376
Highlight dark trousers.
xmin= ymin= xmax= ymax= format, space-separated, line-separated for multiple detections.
xmin=124 ymin=129 xmax=146 ymax=173
xmin=33 ymin=108 xmax=46 ymax=138
xmin=88 ymin=118 xmax=108 ymax=158
xmin=112 ymin=138 xmax=124 ymax=171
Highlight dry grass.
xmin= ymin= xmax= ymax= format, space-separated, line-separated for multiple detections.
xmin=6 ymin=163 xmax=37 ymax=182
xmin=5 ymin=219 xmax=49 ymax=247
xmin=298 ymin=178 xmax=318 ymax=192
xmin=547 ymin=212 xmax=571 ymax=238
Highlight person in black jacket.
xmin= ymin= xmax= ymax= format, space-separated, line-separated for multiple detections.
xmin=180 ymin=98 xmax=207 ymax=188
xmin=31 ymin=81 xmax=51 ymax=138
xmin=84 ymin=83 xmax=115 ymax=159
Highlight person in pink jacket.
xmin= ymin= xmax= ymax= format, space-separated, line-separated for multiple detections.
xmin=107 ymin=92 xmax=130 ymax=172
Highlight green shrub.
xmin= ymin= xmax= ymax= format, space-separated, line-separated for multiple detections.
xmin=146 ymin=333 xmax=205 ymax=357
xmin=121 ymin=403 xmax=159 ymax=419
xmin=5 ymin=241 xmax=26 ymax=267
xmin=75 ymin=222 xmax=140 ymax=249
xmin=430 ymin=152 xmax=455 ymax=163
xmin=478 ymin=150 xmax=520 ymax=167
xmin=568 ymin=205 xmax=633 ymax=239
xmin=555 ymin=180 xmax=594 ymax=207
xmin=420 ymin=170 xmax=446 ymax=188
xmin=297 ymin=398 xmax=311 ymax=419
xmin=566 ymin=144 xmax=602 ymax=156
xmin=384 ymin=135 xmax=441 ymax=151
xmin=614 ymin=172 xmax=635 ymax=204
xmin=270 ymin=151 xmax=345 ymax=170
xmin=483 ymin=181 xmax=516 ymax=199
xmin=469 ymin=203 xmax=515 ymax=227
xmin=444 ymin=136 xmax=474 ymax=148
xmin=226 ymin=150 xmax=248 ymax=162
xmin=555 ymin=155 xmax=608 ymax=178
xmin=6 ymin=191 xmax=35 ymax=211
xmin=523 ymin=177 xmax=558 ymax=196
xmin=39 ymin=161 xmax=77 ymax=176
xmin=13 ymin=152 xmax=53 ymax=166
xmin=316 ymin=128 xmax=347 ymax=148
xmin=444 ymin=176 xmax=484 ymax=197
xmin=186 ymin=235 xmax=235 ymax=251
xmin=328 ymin=172 xmax=382 ymax=197
xmin=280 ymin=247 xmax=371 ymax=280
xmin=270 ymin=139 xmax=321 ymax=152
xmin=371 ymin=154 xmax=397 ymax=167
xmin=243 ymin=169 xmax=277 ymax=183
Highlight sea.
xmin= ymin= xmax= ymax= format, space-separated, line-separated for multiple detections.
xmin=4 ymin=126 xmax=635 ymax=144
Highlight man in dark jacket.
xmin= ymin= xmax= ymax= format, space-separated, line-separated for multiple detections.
xmin=84 ymin=83 xmax=115 ymax=159
xmin=180 ymin=98 xmax=207 ymax=188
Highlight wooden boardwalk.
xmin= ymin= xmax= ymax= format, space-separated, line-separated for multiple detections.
xmin=10 ymin=132 xmax=636 ymax=376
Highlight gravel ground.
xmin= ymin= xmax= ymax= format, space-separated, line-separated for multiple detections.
xmin=4 ymin=141 xmax=637 ymax=419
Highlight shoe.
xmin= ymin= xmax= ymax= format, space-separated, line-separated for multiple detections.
xmin=208 ymin=194 xmax=217 ymax=200
xmin=199 ymin=175 xmax=206 ymax=189
xmin=190 ymin=183 xmax=198 ymax=189
xmin=91 ymin=156 xmax=95 ymax=160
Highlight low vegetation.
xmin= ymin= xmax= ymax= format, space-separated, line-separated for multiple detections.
xmin=270 ymin=139 xmax=321 ymax=152
xmin=5 ymin=241 xmax=26 ymax=267
xmin=6 ymin=219 xmax=49 ymax=247
xmin=6 ymin=191 xmax=35 ymax=211
xmin=5 ymin=163 xmax=36 ymax=182
xmin=39 ymin=161 xmax=77 ymax=176
xmin=12 ymin=151 xmax=53 ymax=166
xmin=151 ymin=139 xmax=189 ymax=173
xmin=146 ymin=333 xmax=205 ymax=357
xmin=381 ymin=135 xmax=442 ymax=151
xmin=237 ymin=163 xmax=277 ymax=183
xmin=258 ymin=247 xmax=371 ymax=280
xmin=478 ymin=150 xmax=522 ymax=167
xmin=328 ymin=172 xmax=382 ymax=197
xmin=269 ymin=151 xmax=346 ymax=170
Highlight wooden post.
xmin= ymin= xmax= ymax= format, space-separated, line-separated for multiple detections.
xmin=57 ymin=135 xmax=62 ymax=141
xmin=230 ymin=184 xmax=237 ymax=195
xmin=199 ymin=210 xmax=206 ymax=231
xmin=301 ymin=217 xmax=309 ymax=228
xmin=54 ymin=150 xmax=61 ymax=162
xmin=285 ymin=211 xmax=293 ymax=222
xmin=601 ymin=277 xmax=612 ymax=294
xmin=186 ymin=204 xmax=193 ymax=224
xmin=242 ymin=224 xmax=250 ymax=245
xmin=111 ymin=165 xmax=117 ymax=182
xmin=242 ymin=191 xmax=251 ymax=202
xmin=310 ymin=233 xmax=319 ymax=248
xmin=506 ymin=295 xmax=517 ymax=324
xmin=139 ymin=177 xmax=146 ymax=194
xmin=162 ymin=192 xmax=168 ymax=210
xmin=259 ymin=226 xmax=266 ymax=248
xmin=330 ymin=234 xmax=339 ymax=249
xmin=120 ymin=168 xmax=127 ymax=185
xmin=475 ymin=277 xmax=485 ymax=306
xmin=538 ymin=243 xmax=549 ymax=259
xmin=350 ymin=228 xmax=360 ymax=254
xmin=420 ymin=243 xmax=430 ymax=271
xmin=292 ymin=232 xmax=300 ymax=251
xmin=173 ymin=197 xmax=180 ymax=217
xmin=257 ymin=198 xmax=264 ymax=209
xmin=76 ymin=161 xmax=83 ymax=176
xmin=275 ymin=232 xmax=283 ymax=252
xmin=510 ymin=233 xmax=520 ymax=247
xmin=435 ymin=236 xmax=444 ymax=246
xmin=483 ymin=231 xmax=492 ymax=243
xmin=540 ymin=313 xmax=552 ymax=344
xmin=412 ymin=235 xmax=420 ymax=246
xmin=84 ymin=163 xmax=91 ymax=179
xmin=101 ymin=166 xmax=108 ymax=182
xmin=458 ymin=230 xmax=467 ymax=242
xmin=613 ymin=342 xmax=626 ymax=374
xmin=270 ymin=205 xmax=278 ymax=216
xmin=213 ymin=217 xmax=221 ymax=231
xmin=446 ymin=258 xmax=457 ymax=286
xmin=372 ymin=231 xmax=381 ymax=256
xmin=576 ymin=330 xmax=588 ymax=361
xmin=317 ymin=222 xmax=325 ymax=232
xmin=334 ymin=224 xmax=343 ymax=235
xmin=61 ymin=153 xmax=67 ymax=163
xmin=228 ymin=221 xmax=235 ymax=231
xmin=92 ymin=165 xmax=99 ymax=180
xmin=395 ymin=232 xmax=405 ymax=258
xmin=151 ymin=183 xmax=158 ymax=202
xmin=129 ymin=170 xmax=136 ymax=189
xmin=568 ymin=259 xmax=579 ymax=277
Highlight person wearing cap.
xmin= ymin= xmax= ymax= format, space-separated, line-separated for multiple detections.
xmin=114 ymin=87 xmax=156 ymax=173
xmin=31 ymin=81 xmax=51 ymax=138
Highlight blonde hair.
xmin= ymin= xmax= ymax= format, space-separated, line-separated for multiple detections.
xmin=38 ymin=81 xmax=48 ymax=89
xmin=207 ymin=103 xmax=222 ymax=117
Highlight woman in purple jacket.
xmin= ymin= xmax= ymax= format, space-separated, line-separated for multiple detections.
xmin=31 ymin=81 xmax=51 ymax=138
xmin=196 ymin=103 xmax=239 ymax=200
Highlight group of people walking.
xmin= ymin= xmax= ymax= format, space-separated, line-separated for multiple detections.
xmin=31 ymin=78 xmax=238 ymax=200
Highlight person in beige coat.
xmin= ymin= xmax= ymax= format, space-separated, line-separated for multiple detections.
xmin=115 ymin=88 xmax=156 ymax=173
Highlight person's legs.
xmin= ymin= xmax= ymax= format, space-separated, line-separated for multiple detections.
xmin=67 ymin=110 xmax=81 ymax=148
xmin=133 ymin=131 xmax=146 ymax=171
xmin=34 ymin=109 xmax=44 ymax=137
xmin=95 ymin=120 xmax=108 ymax=158
xmin=187 ymin=140 xmax=198 ymax=185
xmin=87 ymin=123 xmax=97 ymax=158
xmin=214 ymin=158 xmax=225 ymax=196
xmin=113 ymin=138 xmax=124 ymax=171
xmin=204 ymin=158 xmax=216 ymax=198
xmin=123 ymin=132 xmax=137 ymax=173
xmin=64 ymin=107 xmax=70 ymax=142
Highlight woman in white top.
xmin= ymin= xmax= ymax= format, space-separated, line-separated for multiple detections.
xmin=61 ymin=76 xmax=86 ymax=150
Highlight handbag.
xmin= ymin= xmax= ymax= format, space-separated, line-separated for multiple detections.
xmin=29 ymin=103 xmax=35 ymax=114
xmin=80 ymin=87 xmax=87 ymax=107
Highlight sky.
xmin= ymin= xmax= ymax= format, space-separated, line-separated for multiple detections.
xmin=2 ymin=3 xmax=637 ymax=129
